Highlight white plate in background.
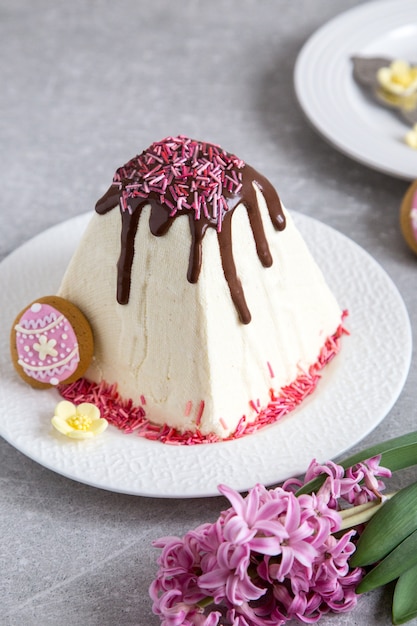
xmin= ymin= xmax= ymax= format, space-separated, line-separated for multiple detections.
xmin=294 ymin=0 xmax=417 ymax=180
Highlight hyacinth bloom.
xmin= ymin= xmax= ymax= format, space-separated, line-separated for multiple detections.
xmin=150 ymin=456 xmax=391 ymax=626
xmin=51 ymin=400 xmax=108 ymax=439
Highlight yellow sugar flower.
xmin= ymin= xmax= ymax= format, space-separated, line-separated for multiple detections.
xmin=52 ymin=400 xmax=108 ymax=439
xmin=405 ymin=124 xmax=417 ymax=149
xmin=377 ymin=60 xmax=417 ymax=96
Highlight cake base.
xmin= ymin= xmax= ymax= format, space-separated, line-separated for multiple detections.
xmin=58 ymin=313 xmax=348 ymax=445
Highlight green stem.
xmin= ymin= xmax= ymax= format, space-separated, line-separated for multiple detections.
xmin=197 ymin=595 xmax=214 ymax=609
xmin=339 ymin=493 xmax=395 ymax=531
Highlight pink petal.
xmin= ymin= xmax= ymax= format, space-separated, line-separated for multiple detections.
xmin=223 ymin=516 xmax=256 ymax=544
xmin=253 ymin=519 xmax=287 ymax=541
xmin=198 ymin=568 xmax=228 ymax=590
xmin=249 ymin=535 xmax=283 ymax=556
xmin=244 ymin=485 xmax=261 ymax=525
xmin=218 ymin=484 xmax=246 ymax=517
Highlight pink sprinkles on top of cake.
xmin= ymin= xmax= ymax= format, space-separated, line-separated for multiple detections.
xmin=59 ymin=313 xmax=349 ymax=445
xmin=112 ymin=136 xmax=244 ymax=231
xmin=95 ymin=135 xmax=286 ymax=324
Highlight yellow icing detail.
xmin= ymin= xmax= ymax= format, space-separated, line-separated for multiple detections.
xmin=377 ymin=60 xmax=417 ymax=96
xmin=67 ymin=414 xmax=93 ymax=430
xmin=51 ymin=401 xmax=108 ymax=440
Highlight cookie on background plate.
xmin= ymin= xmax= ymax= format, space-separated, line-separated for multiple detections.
xmin=400 ymin=179 xmax=417 ymax=255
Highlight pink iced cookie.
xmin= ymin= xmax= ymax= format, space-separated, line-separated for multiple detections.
xmin=10 ymin=296 xmax=94 ymax=389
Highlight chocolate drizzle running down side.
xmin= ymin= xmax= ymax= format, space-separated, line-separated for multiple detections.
xmin=95 ymin=137 xmax=286 ymax=324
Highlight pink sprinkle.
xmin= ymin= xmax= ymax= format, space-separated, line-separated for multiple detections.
xmin=112 ymin=136 xmax=244 ymax=233
xmin=184 ymin=400 xmax=192 ymax=417
xmin=219 ymin=417 xmax=228 ymax=431
xmin=267 ymin=361 xmax=275 ymax=378
xmin=140 ymin=395 xmax=146 ymax=405
xmin=195 ymin=400 xmax=205 ymax=426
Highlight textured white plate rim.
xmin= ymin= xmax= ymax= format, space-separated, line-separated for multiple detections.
xmin=0 ymin=212 xmax=411 ymax=498
xmin=294 ymin=0 xmax=417 ymax=180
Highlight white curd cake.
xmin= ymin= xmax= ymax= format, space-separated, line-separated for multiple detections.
xmin=56 ymin=136 xmax=346 ymax=443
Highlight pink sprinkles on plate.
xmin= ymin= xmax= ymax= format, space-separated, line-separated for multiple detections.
xmin=112 ymin=135 xmax=245 ymax=231
xmin=59 ymin=313 xmax=348 ymax=445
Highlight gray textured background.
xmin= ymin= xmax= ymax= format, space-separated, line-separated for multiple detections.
xmin=1 ymin=1 xmax=416 ymax=624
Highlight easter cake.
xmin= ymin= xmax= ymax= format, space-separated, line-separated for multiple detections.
xmin=11 ymin=136 xmax=347 ymax=443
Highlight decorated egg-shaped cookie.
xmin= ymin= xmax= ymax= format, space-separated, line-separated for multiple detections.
xmin=400 ymin=179 xmax=417 ymax=255
xmin=10 ymin=296 xmax=94 ymax=389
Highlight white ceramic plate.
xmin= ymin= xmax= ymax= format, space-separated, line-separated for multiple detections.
xmin=0 ymin=213 xmax=411 ymax=498
xmin=294 ymin=0 xmax=417 ymax=180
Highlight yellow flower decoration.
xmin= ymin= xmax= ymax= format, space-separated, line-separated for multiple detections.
xmin=377 ymin=60 xmax=417 ymax=96
xmin=405 ymin=124 xmax=417 ymax=149
xmin=52 ymin=400 xmax=108 ymax=439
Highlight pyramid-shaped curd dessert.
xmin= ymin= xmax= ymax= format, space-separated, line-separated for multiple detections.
xmin=57 ymin=136 xmax=345 ymax=441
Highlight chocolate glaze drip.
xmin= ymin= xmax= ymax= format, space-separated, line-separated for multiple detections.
xmin=95 ymin=139 xmax=286 ymax=324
